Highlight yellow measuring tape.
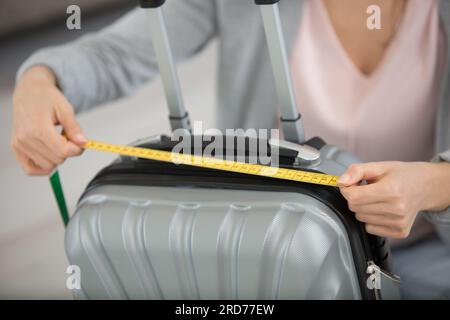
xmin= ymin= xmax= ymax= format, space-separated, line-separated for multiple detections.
xmin=83 ymin=139 xmax=339 ymax=187
xmin=51 ymin=138 xmax=339 ymax=226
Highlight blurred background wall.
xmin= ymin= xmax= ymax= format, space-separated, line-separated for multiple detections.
xmin=0 ymin=0 xmax=128 ymax=37
xmin=0 ymin=0 xmax=217 ymax=299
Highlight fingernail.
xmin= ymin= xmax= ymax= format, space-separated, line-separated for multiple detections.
xmin=74 ymin=133 xmax=88 ymax=144
xmin=338 ymin=173 xmax=351 ymax=185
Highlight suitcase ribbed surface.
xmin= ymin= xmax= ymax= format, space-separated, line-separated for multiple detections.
xmin=66 ymin=185 xmax=361 ymax=299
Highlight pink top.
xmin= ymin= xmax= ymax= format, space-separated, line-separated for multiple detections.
xmin=291 ymin=0 xmax=447 ymax=163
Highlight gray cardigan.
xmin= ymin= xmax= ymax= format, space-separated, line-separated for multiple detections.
xmin=18 ymin=0 xmax=450 ymax=241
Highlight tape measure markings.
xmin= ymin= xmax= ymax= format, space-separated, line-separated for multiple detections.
xmin=51 ymin=138 xmax=339 ymax=227
xmin=84 ymin=139 xmax=339 ymax=187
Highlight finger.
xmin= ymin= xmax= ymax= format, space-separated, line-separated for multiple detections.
xmin=365 ymin=224 xmax=402 ymax=239
xmin=354 ymin=212 xmax=400 ymax=226
xmin=54 ymin=98 xmax=87 ymax=146
xmin=65 ymin=140 xmax=84 ymax=157
xmin=20 ymin=139 xmax=56 ymax=172
xmin=35 ymin=137 xmax=82 ymax=165
xmin=14 ymin=148 xmax=49 ymax=176
xmin=350 ymin=202 xmax=402 ymax=216
xmin=33 ymin=136 xmax=66 ymax=165
xmin=337 ymin=162 xmax=392 ymax=187
xmin=340 ymin=182 xmax=394 ymax=206
xmin=42 ymin=125 xmax=83 ymax=160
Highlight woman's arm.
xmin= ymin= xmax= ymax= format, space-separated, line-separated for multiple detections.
xmin=337 ymin=159 xmax=450 ymax=240
xmin=17 ymin=0 xmax=218 ymax=113
xmin=12 ymin=0 xmax=217 ymax=176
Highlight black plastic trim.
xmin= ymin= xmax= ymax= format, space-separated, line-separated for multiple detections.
xmin=280 ymin=114 xmax=301 ymax=122
xmin=169 ymin=112 xmax=189 ymax=121
xmin=255 ymin=0 xmax=280 ymax=5
xmin=139 ymin=0 xmax=165 ymax=8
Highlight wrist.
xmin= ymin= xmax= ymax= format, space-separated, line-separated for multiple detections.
xmin=422 ymin=162 xmax=450 ymax=212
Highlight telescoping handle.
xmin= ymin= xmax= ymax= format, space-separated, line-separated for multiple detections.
xmin=139 ymin=0 xmax=191 ymax=132
xmin=255 ymin=0 xmax=305 ymax=144
xmin=139 ymin=0 xmax=304 ymax=143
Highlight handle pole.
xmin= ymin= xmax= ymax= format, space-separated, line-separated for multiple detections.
xmin=256 ymin=0 xmax=305 ymax=144
xmin=140 ymin=0 xmax=191 ymax=132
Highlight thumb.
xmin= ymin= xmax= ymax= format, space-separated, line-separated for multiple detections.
xmin=337 ymin=162 xmax=387 ymax=187
xmin=56 ymin=102 xmax=87 ymax=146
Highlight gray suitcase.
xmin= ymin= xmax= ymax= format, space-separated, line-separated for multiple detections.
xmin=65 ymin=0 xmax=401 ymax=300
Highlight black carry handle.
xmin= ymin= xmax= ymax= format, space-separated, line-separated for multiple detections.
xmin=255 ymin=0 xmax=280 ymax=4
xmin=139 ymin=0 xmax=165 ymax=8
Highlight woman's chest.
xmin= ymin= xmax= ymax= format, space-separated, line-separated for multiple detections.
xmin=322 ymin=0 xmax=406 ymax=76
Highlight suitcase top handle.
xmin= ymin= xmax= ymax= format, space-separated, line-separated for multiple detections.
xmin=139 ymin=0 xmax=165 ymax=8
xmin=138 ymin=0 xmax=305 ymax=144
xmin=255 ymin=0 xmax=281 ymax=5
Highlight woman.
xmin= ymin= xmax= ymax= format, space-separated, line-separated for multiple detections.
xmin=11 ymin=0 xmax=450 ymax=298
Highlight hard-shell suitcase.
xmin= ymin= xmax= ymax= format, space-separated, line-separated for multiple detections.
xmin=65 ymin=0 xmax=401 ymax=299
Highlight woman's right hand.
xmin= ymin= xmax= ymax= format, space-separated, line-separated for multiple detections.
xmin=11 ymin=65 xmax=87 ymax=176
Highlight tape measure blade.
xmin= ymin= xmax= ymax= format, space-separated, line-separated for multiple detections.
xmin=83 ymin=139 xmax=339 ymax=187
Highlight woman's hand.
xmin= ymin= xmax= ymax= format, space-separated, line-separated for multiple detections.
xmin=11 ymin=65 xmax=87 ymax=176
xmin=338 ymin=161 xmax=450 ymax=239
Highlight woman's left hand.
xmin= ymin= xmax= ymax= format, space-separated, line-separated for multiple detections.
xmin=338 ymin=161 xmax=450 ymax=239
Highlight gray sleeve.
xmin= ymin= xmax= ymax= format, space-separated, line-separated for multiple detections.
xmin=423 ymin=150 xmax=450 ymax=244
xmin=16 ymin=0 xmax=217 ymax=113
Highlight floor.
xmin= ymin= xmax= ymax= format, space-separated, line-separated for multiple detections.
xmin=0 ymin=6 xmax=217 ymax=299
